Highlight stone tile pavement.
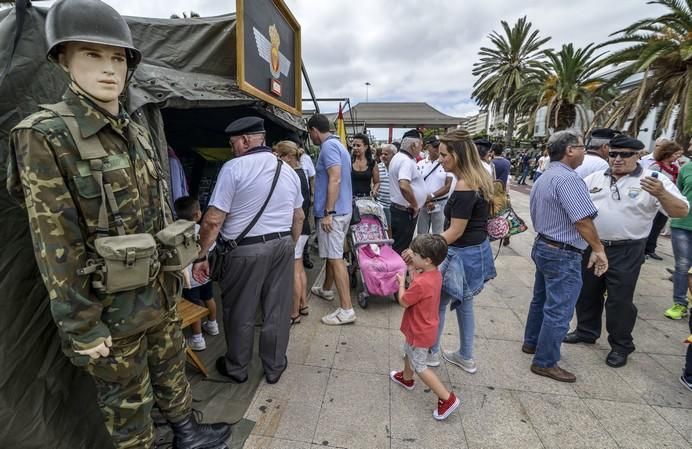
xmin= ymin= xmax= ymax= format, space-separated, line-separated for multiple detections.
xmin=241 ymin=189 xmax=692 ymax=449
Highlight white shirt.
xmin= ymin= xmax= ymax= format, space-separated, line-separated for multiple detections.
xmin=417 ymin=156 xmax=451 ymax=199
xmin=575 ymin=153 xmax=610 ymax=179
xmin=584 ymin=165 xmax=688 ymax=240
xmin=209 ymin=150 xmax=303 ymax=239
xmin=482 ymin=161 xmax=493 ymax=176
xmin=537 ymin=156 xmax=550 ymax=173
xmin=389 ymin=152 xmax=428 ymax=210
xmin=300 ymin=153 xmax=316 ymax=178
xmin=639 ymin=153 xmax=655 ymax=169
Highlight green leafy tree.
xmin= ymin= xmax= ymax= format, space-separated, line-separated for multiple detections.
xmin=597 ymin=0 xmax=691 ymax=143
xmin=472 ymin=16 xmax=551 ymax=146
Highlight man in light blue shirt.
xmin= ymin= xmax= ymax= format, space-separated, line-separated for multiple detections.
xmin=307 ymin=114 xmax=355 ymax=325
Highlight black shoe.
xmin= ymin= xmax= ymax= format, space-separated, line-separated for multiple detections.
xmin=647 ymin=252 xmax=663 ymax=261
xmin=170 ymin=413 xmax=231 ymax=449
xmin=215 ymin=357 xmax=247 ymax=383
xmin=521 ymin=344 xmax=536 ymax=354
xmin=606 ymin=350 xmax=628 ymax=368
xmin=563 ymin=332 xmax=596 ymax=345
xmin=266 ymin=357 xmax=288 ymax=384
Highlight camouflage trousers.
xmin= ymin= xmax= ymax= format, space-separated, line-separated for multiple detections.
xmin=85 ymin=309 xmax=192 ymax=449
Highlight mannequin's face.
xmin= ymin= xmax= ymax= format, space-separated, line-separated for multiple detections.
xmin=59 ymin=42 xmax=127 ymax=110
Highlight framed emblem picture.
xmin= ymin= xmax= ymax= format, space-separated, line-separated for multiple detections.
xmin=236 ymin=0 xmax=302 ymax=115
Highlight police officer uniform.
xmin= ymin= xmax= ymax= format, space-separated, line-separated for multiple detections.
xmin=416 ymin=136 xmax=450 ymax=234
xmin=566 ymin=135 xmax=688 ymax=366
xmin=7 ymin=2 xmax=230 ymax=448
xmin=210 ymin=117 xmax=303 ymax=383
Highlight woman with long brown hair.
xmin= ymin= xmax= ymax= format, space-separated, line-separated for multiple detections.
xmin=426 ymin=129 xmax=496 ymax=371
xmin=274 ymin=140 xmax=311 ymax=324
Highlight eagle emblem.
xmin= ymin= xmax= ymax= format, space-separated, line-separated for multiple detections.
xmin=253 ymin=25 xmax=291 ymax=80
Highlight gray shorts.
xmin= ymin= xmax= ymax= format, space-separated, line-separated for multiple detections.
xmin=403 ymin=342 xmax=429 ymax=373
xmin=317 ymin=213 xmax=351 ymax=259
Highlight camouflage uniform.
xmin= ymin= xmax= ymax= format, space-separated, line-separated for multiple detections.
xmin=7 ymin=88 xmax=192 ymax=449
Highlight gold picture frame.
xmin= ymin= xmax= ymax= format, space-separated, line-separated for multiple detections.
xmin=236 ymin=0 xmax=302 ymax=116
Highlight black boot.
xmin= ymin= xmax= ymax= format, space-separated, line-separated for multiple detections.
xmin=170 ymin=413 xmax=231 ymax=449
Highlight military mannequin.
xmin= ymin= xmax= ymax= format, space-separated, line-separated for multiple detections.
xmin=6 ymin=1 xmax=230 ymax=448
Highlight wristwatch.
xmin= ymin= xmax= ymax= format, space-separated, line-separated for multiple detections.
xmin=326 ymin=210 xmax=337 ymax=215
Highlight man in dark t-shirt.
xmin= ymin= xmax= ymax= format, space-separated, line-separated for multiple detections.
xmin=491 ymin=144 xmax=511 ymax=186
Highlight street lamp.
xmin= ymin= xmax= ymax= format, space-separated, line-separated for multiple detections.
xmin=365 ymin=82 xmax=371 ymax=102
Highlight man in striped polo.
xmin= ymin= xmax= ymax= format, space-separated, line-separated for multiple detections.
xmin=522 ymin=129 xmax=609 ymax=383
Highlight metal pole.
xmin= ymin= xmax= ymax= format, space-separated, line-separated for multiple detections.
xmin=365 ymin=82 xmax=371 ymax=102
xmin=301 ymin=60 xmax=320 ymax=113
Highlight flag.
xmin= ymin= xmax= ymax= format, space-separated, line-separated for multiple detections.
xmin=336 ymin=102 xmax=347 ymax=147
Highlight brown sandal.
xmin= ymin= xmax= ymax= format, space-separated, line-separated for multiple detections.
xmin=299 ymin=306 xmax=310 ymax=316
xmin=290 ymin=315 xmax=302 ymax=325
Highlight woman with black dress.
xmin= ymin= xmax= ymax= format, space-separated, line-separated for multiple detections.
xmin=274 ymin=140 xmax=311 ymax=324
xmin=351 ymin=133 xmax=380 ymax=197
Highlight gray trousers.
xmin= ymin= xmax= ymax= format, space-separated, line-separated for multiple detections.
xmin=218 ymin=236 xmax=294 ymax=378
xmin=417 ymin=199 xmax=446 ymax=234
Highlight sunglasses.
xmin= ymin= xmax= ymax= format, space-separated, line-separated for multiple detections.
xmin=608 ymin=151 xmax=637 ymax=159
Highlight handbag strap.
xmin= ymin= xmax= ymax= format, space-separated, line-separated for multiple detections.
xmin=423 ymin=161 xmax=441 ymax=181
xmin=231 ymin=159 xmax=284 ymax=245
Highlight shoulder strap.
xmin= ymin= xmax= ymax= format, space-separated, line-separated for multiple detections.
xmin=423 ymin=161 xmax=441 ymax=181
xmin=41 ymin=103 xmax=123 ymax=236
xmin=232 ymin=159 xmax=284 ymax=245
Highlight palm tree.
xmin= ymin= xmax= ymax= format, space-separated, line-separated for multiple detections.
xmin=597 ymin=0 xmax=691 ymax=144
xmin=512 ymin=43 xmax=614 ymax=135
xmin=472 ymin=16 xmax=551 ymax=146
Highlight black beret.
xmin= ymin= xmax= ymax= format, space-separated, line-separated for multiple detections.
xmin=474 ymin=138 xmax=492 ymax=149
xmin=225 ymin=116 xmax=265 ymax=136
xmin=589 ymin=128 xmax=620 ymax=140
xmin=610 ymin=134 xmax=645 ymax=151
xmin=402 ymin=129 xmax=422 ymax=140
xmin=425 ymin=136 xmax=440 ymax=147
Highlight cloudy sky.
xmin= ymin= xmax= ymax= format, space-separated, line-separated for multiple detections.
xmin=35 ymin=0 xmax=663 ymax=136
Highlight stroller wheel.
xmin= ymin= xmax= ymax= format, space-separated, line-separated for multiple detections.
xmin=357 ymin=292 xmax=368 ymax=309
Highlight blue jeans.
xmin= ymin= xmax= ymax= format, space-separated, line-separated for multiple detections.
xmin=524 ymin=239 xmax=583 ymax=368
xmin=672 ymin=228 xmax=692 ymax=306
xmin=431 ymin=240 xmax=496 ymax=359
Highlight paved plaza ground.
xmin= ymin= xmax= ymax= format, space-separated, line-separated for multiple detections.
xmin=240 ymin=187 xmax=692 ymax=449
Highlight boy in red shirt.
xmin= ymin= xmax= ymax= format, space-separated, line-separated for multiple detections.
xmin=391 ymin=234 xmax=460 ymax=420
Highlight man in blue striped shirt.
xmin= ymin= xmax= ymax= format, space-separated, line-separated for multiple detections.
xmin=523 ymin=129 xmax=609 ymax=383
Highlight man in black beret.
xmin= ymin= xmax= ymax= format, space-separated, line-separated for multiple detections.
xmin=565 ymin=134 xmax=689 ymax=367
xmin=225 ymin=116 xmax=265 ymax=137
xmin=575 ymin=128 xmax=620 ymax=179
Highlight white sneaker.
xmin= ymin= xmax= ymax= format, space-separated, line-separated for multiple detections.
xmin=443 ymin=351 xmax=477 ymax=374
xmin=321 ymin=308 xmax=356 ymax=325
xmin=311 ymin=286 xmax=335 ymax=301
xmin=186 ymin=336 xmax=206 ymax=351
xmin=202 ymin=320 xmax=219 ymax=336
xmin=426 ymin=351 xmax=441 ymax=367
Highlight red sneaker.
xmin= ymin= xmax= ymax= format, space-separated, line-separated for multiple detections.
xmin=389 ymin=370 xmax=415 ymax=390
xmin=433 ymin=391 xmax=460 ymax=420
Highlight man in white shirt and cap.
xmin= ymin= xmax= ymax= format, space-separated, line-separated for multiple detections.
xmin=417 ymin=136 xmax=452 ymax=234
xmin=574 ymin=128 xmax=615 ymax=179
xmin=565 ymin=134 xmax=689 ymax=368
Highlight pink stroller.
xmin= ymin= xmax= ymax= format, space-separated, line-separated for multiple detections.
xmin=347 ymin=198 xmax=407 ymax=309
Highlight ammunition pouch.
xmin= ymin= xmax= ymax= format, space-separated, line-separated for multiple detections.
xmin=156 ymin=219 xmax=200 ymax=271
xmin=78 ymin=234 xmax=160 ymax=294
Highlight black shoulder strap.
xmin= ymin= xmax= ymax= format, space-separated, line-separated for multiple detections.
xmin=233 ymin=159 xmax=284 ymax=244
xmin=424 ymin=161 xmax=441 ymax=181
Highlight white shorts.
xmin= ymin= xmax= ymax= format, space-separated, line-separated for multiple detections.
xmin=294 ymin=235 xmax=309 ymax=259
xmin=403 ymin=342 xmax=429 ymax=373
xmin=317 ymin=213 xmax=351 ymax=260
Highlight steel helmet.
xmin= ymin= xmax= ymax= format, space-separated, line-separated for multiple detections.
xmin=45 ymin=0 xmax=142 ymax=68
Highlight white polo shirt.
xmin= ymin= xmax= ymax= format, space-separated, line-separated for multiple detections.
xmin=584 ymin=165 xmax=688 ymax=241
xmin=575 ymin=153 xmax=609 ymax=179
xmin=417 ymin=156 xmax=451 ymax=198
xmin=300 ymin=153 xmax=316 ymax=178
xmin=389 ymin=151 xmax=427 ymax=210
xmin=209 ymin=149 xmax=303 ymax=239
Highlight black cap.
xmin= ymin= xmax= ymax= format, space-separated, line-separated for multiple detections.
xmin=609 ymin=134 xmax=645 ymax=151
xmin=425 ymin=136 xmax=440 ymax=147
xmin=589 ymin=128 xmax=620 ymax=140
xmin=402 ymin=129 xmax=422 ymax=140
xmin=474 ymin=138 xmax=492 ymax=150
xmin=225 ymin=117 xmax=265 ymax=136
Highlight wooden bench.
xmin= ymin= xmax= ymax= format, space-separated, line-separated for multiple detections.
xmin=176 ymin=299 xmax=210 ymax=377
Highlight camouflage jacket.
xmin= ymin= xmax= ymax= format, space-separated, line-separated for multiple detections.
xmin=7 ymin=90 xmax=177 ymax=352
